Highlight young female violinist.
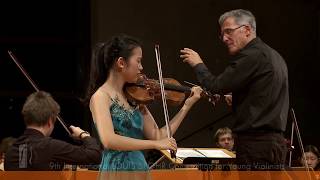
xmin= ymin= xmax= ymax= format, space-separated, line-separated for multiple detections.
xmin=300 ymin=145 xmax=320 ymax=170
xmin=84 ymin=34 xmax=202 ymax=172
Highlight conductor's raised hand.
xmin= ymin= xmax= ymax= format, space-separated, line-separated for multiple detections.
xmin=180 ymin=48 xmax=203 ymax=67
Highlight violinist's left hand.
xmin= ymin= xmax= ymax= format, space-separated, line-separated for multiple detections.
xmin=224 ymin=93 xmax=232 ymax=106
xmin=180 ymin=48 xmax=204 ymax=67
xmin=184 ymin=86 xmax=203 ymax=108
xmin=209 ymin=94 xmax=221 ymax=106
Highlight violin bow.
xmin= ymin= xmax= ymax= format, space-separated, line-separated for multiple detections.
xmin=154 ymin=45 xmax=176 ymax=160
xmin=290 ymin=108 xmax=312 ymax=179
xmin=7 ymin=50 xmax=72 ymax=135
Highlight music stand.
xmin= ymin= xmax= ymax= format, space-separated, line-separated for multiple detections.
xmin=150 ymin=148 xmax=235 ymax=170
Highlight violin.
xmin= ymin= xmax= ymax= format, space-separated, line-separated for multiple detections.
xmin=125 ymin=73 xmax=219 ymax=106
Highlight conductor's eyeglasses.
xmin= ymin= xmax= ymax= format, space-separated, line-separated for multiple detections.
xmin=220 ymin=25 xmax=246 ymax=39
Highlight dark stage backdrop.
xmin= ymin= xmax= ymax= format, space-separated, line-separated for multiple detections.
xmin=0 ymin=0 xmax=319 ymax=165
xmin=0 ymin=0 xmax=90 ymax=141
xmin=90 ymin=0 xmax=320 ymax=150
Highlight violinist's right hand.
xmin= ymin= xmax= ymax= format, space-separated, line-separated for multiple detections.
xmin=155 ymin=137 xmax=177 ymax=151
xmin=70 ymin=125 xmax=90 ymax=140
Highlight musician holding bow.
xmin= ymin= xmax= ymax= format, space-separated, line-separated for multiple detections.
xmin=4 ymin=91 xmax=102 ymax=170
xmin=84 ymin=34 xmax=202 ymax=173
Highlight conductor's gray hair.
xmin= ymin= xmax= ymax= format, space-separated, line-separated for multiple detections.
xmin=219 ymin=9 xmax=256 ymax=34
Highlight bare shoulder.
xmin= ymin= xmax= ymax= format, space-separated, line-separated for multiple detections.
xmin=89 ymin=89 xmax=112 ymax=110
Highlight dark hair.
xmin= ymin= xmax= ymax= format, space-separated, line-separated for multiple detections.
xmin=304 ymin=145 xmax=320 ymax=158
xmin=22 ymin=91 xmax=60 ymax=126
xmin=84 ymin=34 xmax=142 ymax=104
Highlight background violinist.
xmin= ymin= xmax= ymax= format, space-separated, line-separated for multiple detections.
xmin=4 ymin=91 xmax=101 ymax=170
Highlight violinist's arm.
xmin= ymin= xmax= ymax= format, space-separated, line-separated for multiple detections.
xmin=141 ymin=106 xmax=161 ymax=140
xmin=142 ymin=104 xmax=192 ymax=140
xmin=90 ymin=91 xmax=158 ymax=151
xmin=142 ymin=86 xmax=202 ymax=140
